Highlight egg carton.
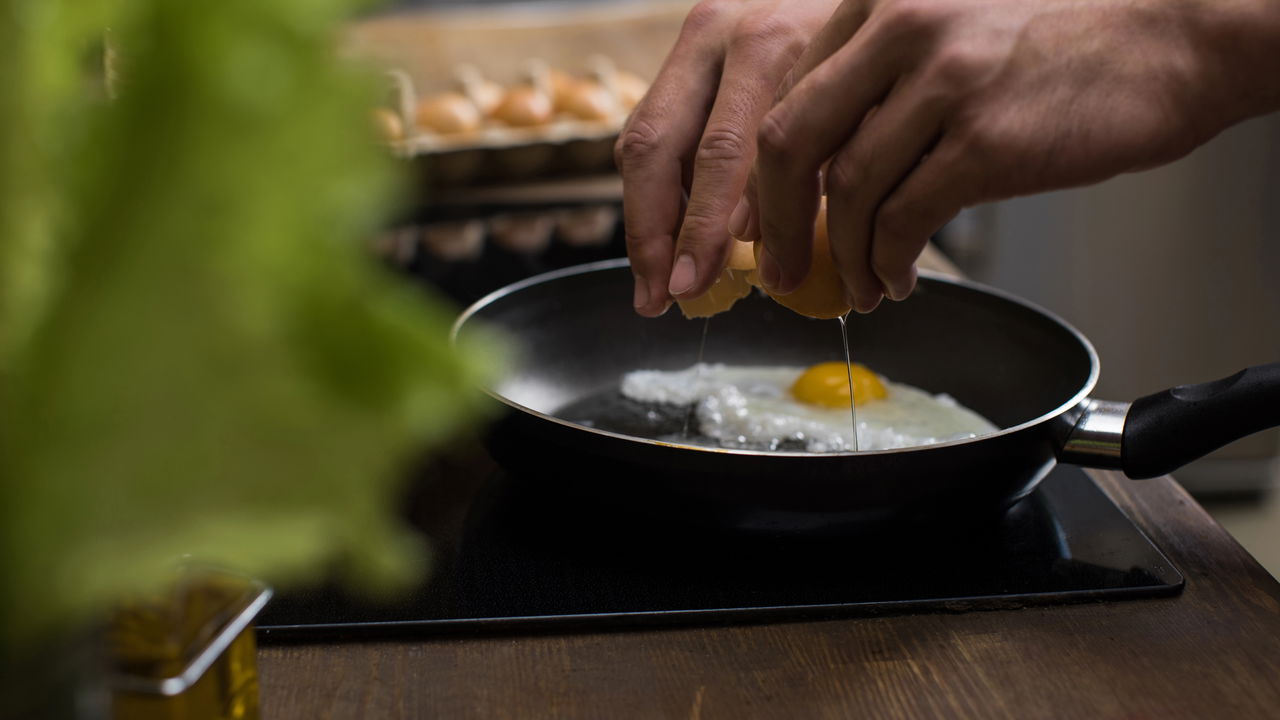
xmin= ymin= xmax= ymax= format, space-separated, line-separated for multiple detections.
xmin=375 ymin=58 xmax=646 ymax=186
xmin=369 ymin=201 xmax=623 ymax=307
xmin=371 ymin=203 xmax=621 ymax=265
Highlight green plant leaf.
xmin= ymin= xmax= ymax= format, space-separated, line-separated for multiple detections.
xmin=0 ymin=0 xmax=504 ymax=649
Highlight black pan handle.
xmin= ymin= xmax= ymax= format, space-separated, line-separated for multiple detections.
xmin=1060 ymin=362 xmax=1280 ymax=478
xmin=1122 ymin=362 xmax=1280 ymax=479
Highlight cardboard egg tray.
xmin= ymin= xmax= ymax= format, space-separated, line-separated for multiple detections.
xmin=342 ymin=2 xmax=693 ymax=188
xmin=378 ymin=64 xmax=633 ymax=188
xmin=370 ymin=192 xmax=625 ymax=307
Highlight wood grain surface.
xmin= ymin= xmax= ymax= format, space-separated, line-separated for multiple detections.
xmin=258 ymin=471 xmax=1280 ymax=720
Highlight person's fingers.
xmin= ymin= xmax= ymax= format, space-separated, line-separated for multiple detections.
xmin=615 ymin=6 xmax=726 ymax=316
xmin=773 ymin=0 xmax=877 ymax=102
xmin=754 ymin=18 xmax=906 ymax=294
xmin=751 ymin=151 xmax=820 ymax=295
xmin=865 ymin=135 xmax=982 ymax=308
xmin=825 ymin=77 xmax=945 ymax=312
xmin=669 ymin=12 xmax=811 ymax=300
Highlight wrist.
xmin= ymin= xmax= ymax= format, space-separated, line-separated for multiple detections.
xmin=1180 ymin=0 xmax=1280 ymax=127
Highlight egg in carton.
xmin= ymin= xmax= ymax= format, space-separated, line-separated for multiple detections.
xmin=465 ymin=59 xmax=619 ymax=179
xmin=489 ymin=211 xmax=557 ymax=254
xmin=420 ymin=219 xmax=487 ymax=262
xmin=550 ymin=56 xmax=638 ymax=172
xmin=555 ymin=204 xmax=619 ymax=248
xmin=381 ymin=58 xmax=649 ymax=186
xmin=377 ymin=69 xmax=489 ymax=185
xmin=372 ymin=69 xmax=415 ymax=145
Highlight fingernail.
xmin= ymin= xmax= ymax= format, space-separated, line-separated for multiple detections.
xmin=759 ymin=246 xmax=781 ymax=291
xmin=895 ymin=269 xmax=919 ymax=301
xmin=668 ymin=253 xmax=697 ymax=296
xmin=853 ymin=292 xmax=883 ymax=314
xmin=633 ymin=275 xmax=650 ymax=309
xmin=880 ymin=270 xmax=915 ymax=301
xmin=727 ymin=196 xmax=750 ymax=238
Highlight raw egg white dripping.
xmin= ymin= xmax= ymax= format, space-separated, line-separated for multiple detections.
xmin=620 ymin=362 xmax=997 ymax=452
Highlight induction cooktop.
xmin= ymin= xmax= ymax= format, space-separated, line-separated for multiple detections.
xmin=257 ymin=459 xmax=1183 ymax=640
xmin=262 ymin=196 xmax=1183 ymax=640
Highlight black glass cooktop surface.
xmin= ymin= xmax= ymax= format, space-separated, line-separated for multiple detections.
xmin=257 ymin=462 xmax=1183 ymax=640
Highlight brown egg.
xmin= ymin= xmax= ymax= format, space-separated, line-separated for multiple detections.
xmin=416 ymin=92 xmax=482 ymax=135
xmin=421 ymin=221 xmax=486 ymax=262
xmin=614 ymin=71 xmax=649 ymax=110
xmin=726 ymin=238 xmax=757 ymax=270
xmin=548 ymin=69 xmax=578 ymax=108
xmin=558 ymin=80 xmax=617 ymax=122
xmin=677 ymin=240 xmax=758 ymax=319
xmin=492 ymin=85 xmax=554 ymax=128
xmin=490 ymin=213 xmax=556 ymax=253
xmin=470 ymin=80 xmax=504 ymax=117
xmin=556 ymin=205 xmax=618 ymax=246
xmin=753 ymin=198 xmax=852 ymax=319
xmin=677 ymin=203 xmax=850 ymax=320
xmin=371 ymin=107 xmax=404 ymax=142
xmin=371 ymin=227 xmax=418 ymax=266
xmin=454 ymin=64 xmax=503 ymax=116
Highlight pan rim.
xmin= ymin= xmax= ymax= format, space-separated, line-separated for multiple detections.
xmin=451 ymin=258 xmax=1100 ymax=458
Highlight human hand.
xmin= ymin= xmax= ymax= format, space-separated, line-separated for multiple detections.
xmin=615 ymin=0 xmax=840 ymax=317
xmin=752 ymin=0 xmax=1279 ymax=312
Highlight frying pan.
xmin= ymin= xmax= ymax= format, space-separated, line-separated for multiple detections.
xmin=452 ymin=258 xmax=1280 ymax=533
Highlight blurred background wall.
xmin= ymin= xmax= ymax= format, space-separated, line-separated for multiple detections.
xmin=946 ymin=114 xmax=1280 ymax=496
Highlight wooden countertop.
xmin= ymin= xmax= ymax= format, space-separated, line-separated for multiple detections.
xmin=258 ymin=471 xmax=1280 ymax=719
xmin=258 ymin=248 xmax=1280 ymax=718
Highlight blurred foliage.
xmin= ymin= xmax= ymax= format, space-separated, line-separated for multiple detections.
xmin=0 ymin=0 xmax=502 ymax=654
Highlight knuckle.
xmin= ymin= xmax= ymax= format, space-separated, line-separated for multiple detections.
xmin=824 ymin=148 xmax=867 ymax=197
xmin=951 ymin=120 xmax=998 ymax=168
xmin=881 ymin=0 xmax=941 ymax=38
xmin=696 ymin=125 xmax=752 ymax=166
xmin=729 ymin=13 xmax=803 ymax=56
xmin=757 ymin=218 xmax=806 ymax=265
xmin=928 ymin=45 xmax=987 ymax=88
xmin=682 ymin=0 xmax=733 ymax=36
xmin=613 ymin=131 xmax=627 ymax=168
xmin=755 ymin=112 xmax=790 ymax=160
xmin=874 ymin=198 xmax=916 ymax=242
xmin=615 ymin=119 xmax=664 ymax=169
xmin=677 ymin=208 xmax=727 ymax=248
xmin=625 ymin=233 xmax=672 ymax=263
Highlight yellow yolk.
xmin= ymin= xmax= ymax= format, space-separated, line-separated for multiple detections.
xmin=791 ymin=362 xmax=888 ymax=408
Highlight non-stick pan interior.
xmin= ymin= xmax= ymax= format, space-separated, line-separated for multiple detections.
xmin=458 ymin=261 xmax=1096 ymax=435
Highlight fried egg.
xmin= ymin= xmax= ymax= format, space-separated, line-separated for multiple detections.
xmin=620 ymin=362 xmax=997 ymax=452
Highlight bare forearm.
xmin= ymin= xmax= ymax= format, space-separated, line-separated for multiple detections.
xmin=621 ymin=0 xmax=1280 ymax=319
xmin=751 ymin=0 xmax=1280 ymax=312
xmin=1188 ymin=0 xmax=1280 ymax=129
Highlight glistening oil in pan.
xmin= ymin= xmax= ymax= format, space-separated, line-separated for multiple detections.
xmin=556 ymin=390 xmax=812 ymax=452
xmin=558 ymin=392 xmax=689 ymax=441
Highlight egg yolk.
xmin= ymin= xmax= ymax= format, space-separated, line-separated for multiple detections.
xmin=791 ymin=362 xmax=888 ymax=408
